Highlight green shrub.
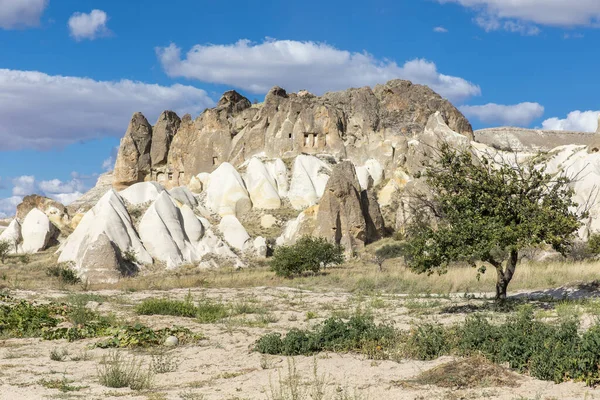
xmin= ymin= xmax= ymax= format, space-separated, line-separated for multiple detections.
xmin=0 ymin=240 xmax=10 ymax=264
xmin=405 ymin=323 xmax=450 ymax=360
xmin=255 ymin=313 xmax=396 ymax=356
xmin=196 ymin=297 xmax=229 ymax=323
xmin=374 ymin=243 xmax=405 ymax=261
xmin=587 ymin=234 xmax=600 ymax=256
xmin=46 ymin=264 xmax=81 ymax=285
xmin=136 ymin=298 xmax=197 ymax=318
xmin=270 ymin=236 xmax=344 ymax=278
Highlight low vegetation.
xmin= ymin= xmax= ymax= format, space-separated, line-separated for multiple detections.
xmin=0 ymin=293 xmax=203 ymax=346
xmin=97 ymin=351 xmax=153 ymax=390
xmin=46 ymin=264 xmax=81 ymax=285
xmin=256 ymin=306 xmax=600 ymax=386
xmin=255 ymin=312 xmax=396 ymax=357
xmin=270 ymin=236 xmax=345 ymax=278
xmin=0 ymin=240 xmax=11 ymax=264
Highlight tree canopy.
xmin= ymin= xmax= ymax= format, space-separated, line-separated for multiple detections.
xmin=402 ymin=144 xmax=585 ymax=299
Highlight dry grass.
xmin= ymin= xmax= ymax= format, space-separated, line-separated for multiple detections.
xmin=412 ymin=356 xmax=522 ymax=389
xmin=3 ymin=246 xmax=600 ymax=296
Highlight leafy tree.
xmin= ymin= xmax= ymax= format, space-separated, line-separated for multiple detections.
xmin=0 ymin=240 xmax=11 ymax=264
xmin=402 ymin=144 xmax=585 ymax=299
xmin=373 ymin=243 xmax=405 ymax=271
xmin=271 ymin=236 xmax=344 ymax=278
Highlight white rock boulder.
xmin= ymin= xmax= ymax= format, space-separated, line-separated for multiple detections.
xmin=169 ymin=186 xmax=198 ymax=208
xmin=205 ymin=163 xmax=252 ymax=217
xmin=0 ymin=220 xmax=22 ymax=254
xmin=218 ymin=215 xmax=251 ymax=251
xmin=119 ymin=182 xmax=165 ymax=205
xmin=244 ymin=158 xmax=281 ymax=209
xmin=58 ymin=190 xmax=152 ymax=265
xmin=21 ymin=208 xmax=58 ymax=253
xmin=287 ymin=155 xmax=332 ymax=209
xmin=265 ymin=158 xmax=289 ymax=197
xmin=138 ymin=192 xmax=201 ymax=269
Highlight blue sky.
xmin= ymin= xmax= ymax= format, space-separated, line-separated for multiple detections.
xmin=1 ymin=0 xmax=599 ymax=216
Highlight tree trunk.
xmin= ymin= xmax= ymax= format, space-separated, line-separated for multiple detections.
xmin=495 ymin=249 xmax=518 ymax=300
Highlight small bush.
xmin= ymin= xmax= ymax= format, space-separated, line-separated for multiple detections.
xmin=270 ymin=236 xmax=344 ymax=278
xmin=136 ymin=298 xmax=197 ymax=318
xmin=46 ymin=265 xmax=81 ymax=285
xmin=587 ymin=234 xmax=600 ymax=257
xmin=196 ymin=297 xmax=229 ymax=323
xmin=0 ymin=240 xmax=10 ymax=264
xmin=374 ymin=243 xmax=405 ymax=261
xmin=255 ymin=313 xmax=396 ymax=356
xmin=50 ymin=347 xmax=69 ymax=362
xmin=122 ymin=249 xmax=139 ymax=264
xmin=97 ymin=351 xmax=153 ymax=390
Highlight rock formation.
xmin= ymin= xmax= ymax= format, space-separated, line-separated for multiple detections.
xmin=0 ymin=220 xmax=22 ymax=253
xmin=314 ymin=161 xmax=384 ymax=253
xmin=120 ymin=182 xmax=166 ymax=205
xmin=78 ymin=234 xmax=126 ymax=284
xmin=58 ymin=190 xmax=153 ymax=266
xmin=112 ymin=80 xmax=472 ymax=190
xmin=16 ymin=195 xmax=69 ymax=230
xmin=21 ymin=208 xmax=59 ymax=253
xmin=113 ymin=113 xmax=153 ymax=190
xmin=205 ymin=162 xmax=252 ymax=217
xmin=138 ymin=191 xmax=201 ymax=269
xmin=151 ymin=111 xmax=181 ymax=168
xmin=475 ymin=127 xmax=600 ymax=153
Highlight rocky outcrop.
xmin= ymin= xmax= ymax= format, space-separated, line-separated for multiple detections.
xmin=168 ymin=186 xmax=198 ymax=208
xmin=151 ymin=111 xmax=180 ymax=167
xmin=218 ymin=215 xmax=251 ymax=252
xmin=475 ymin=127 xmax=600 ymax=153
xmin=16 ymin=195 xmax=69 ymax=230
xmin=21 ymin=208 xmax=59 ymax=253
xmin=288 ymin=155 xmax=332 ymax=209
xmin=244 ymin=158 xmax=282 ymax=210
xmin=119 ymin=182 xmax=165 ymax=205
xmin=313 ymin=162 xmax=385 ymax=253
xmin=205 ymin=162 xmax=252 ymax=217
xmin=0 ymin=220 xmax=22 ymax=253
xmin=113 ymin=113 xmax=153 ymax=190
xmin=79 ymin=234 xmax=127 ymax=284
xmin=138 ymin=192 xmax=201 ymax=269
xmin=58 ymin=190 xmax=153 ymax=266
xmin=112 ymin=80 xmax=472 ymax=189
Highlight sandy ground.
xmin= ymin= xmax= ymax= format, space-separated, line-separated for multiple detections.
xmin=0 ymin=287 xmax=598 ymax=400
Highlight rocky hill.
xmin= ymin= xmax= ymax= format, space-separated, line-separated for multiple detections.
xmin=475 ymin=126 xmax=600 ymax=153
xmin=112 ymin=80 xmax=472 ymax=190
xmin=2 ymin=79 xmax=600 ymax=285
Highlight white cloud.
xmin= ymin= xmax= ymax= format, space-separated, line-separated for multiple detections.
xmin=542 ymin=110 xmax=600 ymax=132
xmin=460 ymin=102 xmax=545 ymax=126
xmin=0 ymin=174 xmax=92 ymax=218
xmin=0 ymin=196 xmax=23 ymax=219
xmin=0 ymin=69 xmax=215 ymax=150
xmin=68 ymin=9 xmax=109 ymax=41
xmin=157 ymin=39 xmax=481 ymax=103
xmin=439 ymin=0 xmax=600 ymax=32
xmin=12 ymin=176 xmax=36 ymax=196
xmin=434 ymin=26 xmax=449 ymax=33
xmin=0 ymin=0 xmax=48 ymax=29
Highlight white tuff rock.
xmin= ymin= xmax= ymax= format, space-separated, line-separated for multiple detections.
xmin=205 ymin=163 xmax=252 ymax=217
xmin=21 ymin=208 xmax=58 ymax=253
xmin=58 ymin=190 xmax=152 ymax=266
xmin=119 ymin=182 xmax=166 ymax=205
